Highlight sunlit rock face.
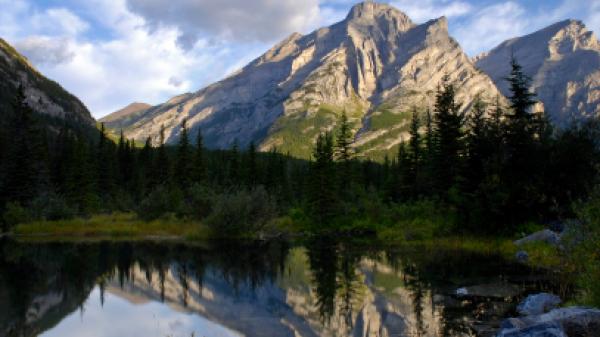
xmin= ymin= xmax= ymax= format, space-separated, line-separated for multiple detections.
xmin=105 ymin=1 xmax=502 ymax=159
xmin=0 ymin=39 xmax=94 ymax=126
xmin=476 ymin=20 xmax=600 ymax=127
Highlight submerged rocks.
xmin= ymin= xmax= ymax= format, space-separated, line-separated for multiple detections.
xmin=517 ymin=293 xmax=561 ymax=316
xmin=497 ymin=306 xmax=600 ymax=337
xmin=514 ymin=230 xmax=561 ymax=247
xmin=516 ymin=251 xmax=529 ymax=263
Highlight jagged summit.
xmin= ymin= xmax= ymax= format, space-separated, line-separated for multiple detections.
xmin=476 ymin=19 xmax=599 ymax=126
xmin=346 ymin=1 xmax=413 ymax=25
xmin=110 ymin=2 xmax=597 ymax=160
xmin=103 ymin=1 xmax=503 ymax=159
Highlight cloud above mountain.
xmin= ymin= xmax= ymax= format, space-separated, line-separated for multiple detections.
xmin=0 ymin=0 xmax=598 ymax=118
xmin=126 ymin=0 xmax=322 ymax=49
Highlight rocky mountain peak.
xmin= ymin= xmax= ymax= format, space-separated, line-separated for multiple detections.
xmin=475 ymin=19 xmax=600 ymax=126
xmin=345 ymin=1 xmax=414 ymax=31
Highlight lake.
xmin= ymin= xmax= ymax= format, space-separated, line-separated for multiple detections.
xmin=0 ymin=238 xmax=566 ymax=337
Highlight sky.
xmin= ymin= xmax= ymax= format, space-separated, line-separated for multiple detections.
xmin=1 ymin=0 xmax=598 ymax=118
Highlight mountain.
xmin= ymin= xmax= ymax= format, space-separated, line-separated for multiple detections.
xmin=106 ymin=1 xmax=502 ymax=159
xmin=100 ymin=102 xmax=152 ymax=130
xmin=475 ymin=20 xmax=600 ymax=127
xmin=0 ymin=38 xmax=95 ymax=128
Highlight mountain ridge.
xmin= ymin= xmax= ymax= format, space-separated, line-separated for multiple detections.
xmin=475 ymin=19 xmax=600 ymax=126
xmin=106 ymin=1 xmax=503 ymax=159
xmin=0 ymin=38 xmax=95 ymax=127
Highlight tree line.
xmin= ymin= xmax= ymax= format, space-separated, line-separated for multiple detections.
xmin=1 ymin=59 xmax=598 ymax=235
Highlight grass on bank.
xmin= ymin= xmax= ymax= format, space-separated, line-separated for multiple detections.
xmin=13 ymin=212 xmax=211 ymax=240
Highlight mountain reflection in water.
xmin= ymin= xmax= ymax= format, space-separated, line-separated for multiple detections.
xmin=0 ymin=239 xmax=565 ymax=337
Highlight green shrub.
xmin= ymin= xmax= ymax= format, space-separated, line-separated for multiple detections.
xmin=187 ymin=184 xmax=215 ymax=219
xmin=30 ymin=193 xmax=76 ymax=221
xmin=206 ymin=186 xmax=277 ymax=236
xmin=137 ymin=185 xmax=185 ymax=221
xmin=572 ymin=190 xmax=600 ymax=306
xmin=2 ymin=202 xmax=31 ymax=230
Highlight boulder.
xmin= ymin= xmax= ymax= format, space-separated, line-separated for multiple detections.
xmin=497 ymin=307 xmax=600 ymax=337
xmin=514 ymin=230 xmax=561 ymax=247
xmin=517 ymin=293 xmax=561 ymax=316
xmin=497 ymin=322 xmax=566 ymax=337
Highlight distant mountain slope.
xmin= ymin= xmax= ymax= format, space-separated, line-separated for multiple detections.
xmin=475 ymin=20 xmax=600 ymax=127
xmin=107 ymin=1 xmax=503 ymax=159
xmin=0 ymin=38 xmax=95 ymax=128
xmin=100 ymin=102 xmax=152 ymax=130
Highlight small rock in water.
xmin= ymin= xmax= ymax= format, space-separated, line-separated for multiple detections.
xmin=517 ymin=293 xmax=561 ymax=316
xmin=456 ymin=287 xmax=469 ymax=296
xmin=515 ymin=251 xmax=529 ymax=263
xmin=455 ymin=283 xmax=521 ymax=299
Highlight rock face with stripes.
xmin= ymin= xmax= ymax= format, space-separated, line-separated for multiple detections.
xmin=476 ymin=20 xmax=600 ymax=127
xmin=103 ymin=1 xmax=503 ymax=159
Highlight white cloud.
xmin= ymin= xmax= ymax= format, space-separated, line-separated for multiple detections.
xmin=125 ymin=0 xmax=322 ymax=49
xmin=1 ymin=0 xmax=598 ymax=119
xmin=13 ymin=36 xmax=75 ymax=65
xmin=453 ymin=2 xmax=527 ymax=55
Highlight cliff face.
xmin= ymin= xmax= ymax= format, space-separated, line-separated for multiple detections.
xmin=476 ymin=20 xmax=600 ymax=127
xmin=106 ymin=2 xmax=502 ymax=159
xmin=0 ymin=39 xmax=95 ymax=127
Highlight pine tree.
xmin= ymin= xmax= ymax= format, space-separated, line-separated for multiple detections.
xmin=334 ymin=111 xmax=353 ymax=163
xmin=137 ymin=137 xmax=154 ymax=193
xmin=506 ymin=56 xmax=536 ymax=122
xmin=4 ymin=85 xmax=48 ymax=204
xmin=245 ymin=142 xmax=258 ymax=186
xmin=175 ymin=119 xmax=192 ymax=188
xmin=432 ymin=75 xmax=466 ymax=197
xmin=309 ymin=132 xmax=337 ymax=225
xmin=334 ymin=111 xmax=356 ymax=201
xmin=465 ymin=96 xmax=488 ymax=192
xmin=154 ymin=125 xmax=170 ymax=185
xmin=192 ymin=130 xmax=206 ymax=184
xmin=96 ymin=123 xmax=116 ymax=199
xmin=228 ymin=140 xmax=240 ymax=185
xmin=503 ymin=57 xmax=540 ymax=225
xmin=408 ymin=107 xmax=421 ymax=197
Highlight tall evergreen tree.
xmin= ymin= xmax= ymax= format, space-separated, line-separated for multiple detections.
xmin=334 ymin=111 xmax=353 ymax=163
xmin=175 ymin=119 xmax=192 ymax=188
xmin=244 ymin=142 xmax=258 ymax=186
xmin=96 ymin=123 xmax=116 ymax=199
xmin=309 ymin=132 xmax=337 ymax=225
xmin=193 ymin=130 xmax=206 ymax=184
xmin=3 ymin=85 xmax=48 ymax=204
xmin=154 ymin=125 xmax=170 ymax=185
xmin=432 ymin=76 xmax=465 ymax=197
xmin=503 ymin=57 xmax=541 ymax=225
xmin=408 ymin=107 xmax=422 ymax=196
xmin=228 ymin=140 xmax=240 ymax=185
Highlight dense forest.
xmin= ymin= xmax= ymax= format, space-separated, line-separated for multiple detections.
xmin=1 ymin=59 xmax=599 ymax=236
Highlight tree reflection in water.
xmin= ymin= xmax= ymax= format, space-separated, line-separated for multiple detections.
xmin=0 ymin=238 xmax=566 ymax=337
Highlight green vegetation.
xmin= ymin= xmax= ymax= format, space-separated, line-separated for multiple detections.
xmin=13 ymin=212 xmax=210 ymax=240
xmin=0 ymin=58 xmax=599 ymax=261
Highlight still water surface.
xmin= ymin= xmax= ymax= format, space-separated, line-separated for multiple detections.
xmin=0 ymin=239 xmax=565 ymax=337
